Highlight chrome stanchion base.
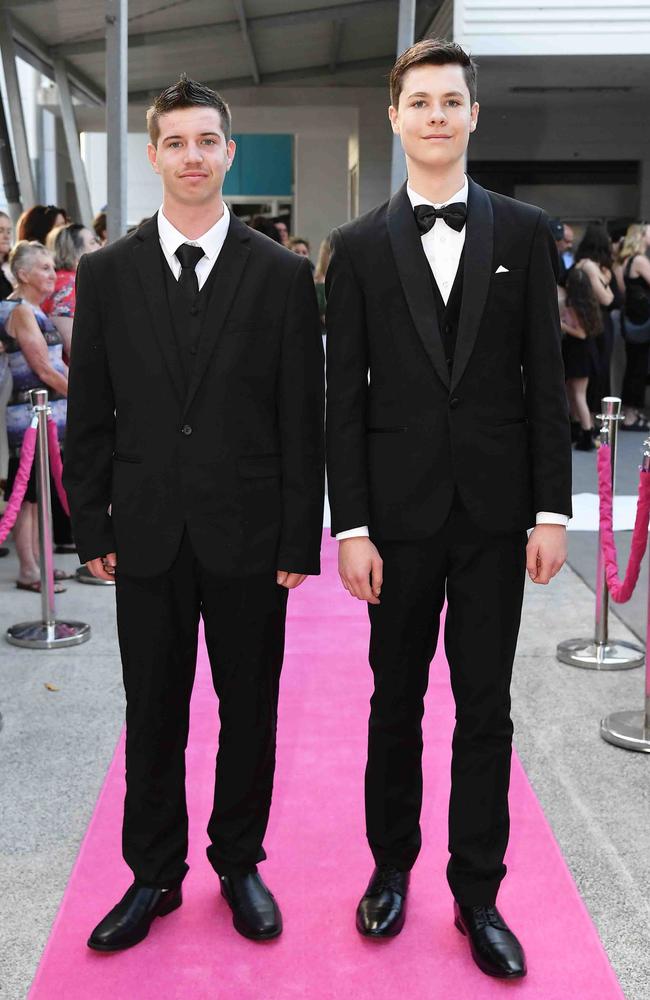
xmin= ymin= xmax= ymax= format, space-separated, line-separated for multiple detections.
xmin=6 ymin=620 xmax=91 ymax=649
xmin=75 ymin=566 xmax=114 ymax=586
xmin=601 ymin=710 xmax=650 ymax=752
xmin=556 ymin=638 xmax=644 ymax=670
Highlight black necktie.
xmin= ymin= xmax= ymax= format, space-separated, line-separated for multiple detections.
xmin=175 ymin=243 xmax=205 ymax=298
xmin=413 ymin=202 xmax=467 ymax=235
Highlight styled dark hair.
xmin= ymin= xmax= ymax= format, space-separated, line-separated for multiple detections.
xmin=16 ymin=204 xmax=68 ymax=244
xmin=146 ymin=73 xmax=231 ymax=145
xmin=574 ymin=223 xmax=612 ymax=271
xmin=390 ymin=38 xmax=477 ymax=108
xmin=93 ymin=210 xmax=107 ymax=241
xmin=249 ymin=215 xmax=282 ymax=242
xmin=565 ymin=266 xmax=602 ymax=338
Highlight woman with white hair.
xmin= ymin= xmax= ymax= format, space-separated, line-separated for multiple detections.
xmin=0 ymin=240 xmax=71 ymax=592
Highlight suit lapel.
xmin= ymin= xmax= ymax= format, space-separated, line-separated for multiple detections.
xmin=386 ymin=183 xmax=450 ymax=388
xmin=451 ymin=178 xmax=494 ymax=392
xmin=182 ymin=213 xmax=251 ymax=417
xmin=132 ymin=214 xmax=185 ymax=404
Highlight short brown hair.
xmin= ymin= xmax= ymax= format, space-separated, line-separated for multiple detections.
xmin=146 ymin=73 xmax=232 ymax=145
xmin=390 ymin=38 xmax=477 ymax=109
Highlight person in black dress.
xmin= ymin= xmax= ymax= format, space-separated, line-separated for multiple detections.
xmin=560 ymin=268 xmax=602 ymax=450
xmin=573 ymin=223 xmax=620 ymax=416
xmin=617 ymin=223 xmax=650 ymax=429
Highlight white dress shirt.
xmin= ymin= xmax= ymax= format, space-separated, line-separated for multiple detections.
xmin=157 ymin=202 xmax=230 ymax=289
xmin=335 ymin=176 xmax=568 ymax=539
xmin=407 ymin=177 xmax=468 ymax=305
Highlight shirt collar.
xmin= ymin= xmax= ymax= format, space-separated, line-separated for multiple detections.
xmin=406 ymin=174 xmax=468 ymax=210
xmin=157 ymin=203 xmax=230 ymax=262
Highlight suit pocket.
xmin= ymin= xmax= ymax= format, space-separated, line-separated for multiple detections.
xmin=113 ymin=452 xmax=143 ymax=464
xmin=238 ymin=454 xmax=282 ymax=478
xmin=488 ymin=417 xmax=526 ymax=426
xmin=366 ymin=426 xmax=408 ymax=434
xmin=493 ymin=268 xmax=525 ymax=278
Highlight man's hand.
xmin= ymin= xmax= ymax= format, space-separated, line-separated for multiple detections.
xmin=87 ymin=551 xmax=117 ymax=581
xmin=526 ymin=525 xmax=567 ymax=585
xmin=338 ymin=537 xmax=383 ymax=604
xmin=276 ymin=571 xmax=308 ymax=590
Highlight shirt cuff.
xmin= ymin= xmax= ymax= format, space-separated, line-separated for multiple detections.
xmin=536 ymin=512 xmax=569 ymax=526
xmin=335 ymin=526 xmax=370 ymax=540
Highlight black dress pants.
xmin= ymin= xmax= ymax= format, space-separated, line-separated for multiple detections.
xmin=366 ymin=503 xmax=527 ymax=906
xmin=115 ymin=531 xmax=288 ymax=889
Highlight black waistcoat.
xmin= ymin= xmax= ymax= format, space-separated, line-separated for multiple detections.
xmin=428 ymin=245 xmax=465 ymax=371
xmin=161 ymin=248 xmax=221 ymax=388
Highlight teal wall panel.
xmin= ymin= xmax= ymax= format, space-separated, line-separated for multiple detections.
xmin=223 ymin=134 xmax=293 ymax=197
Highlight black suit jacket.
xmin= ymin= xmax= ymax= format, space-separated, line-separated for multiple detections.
xmin=325 ymin=178 xmax=572 ymax=538
xmin=63 ymin=212 xmax=325 ymax=577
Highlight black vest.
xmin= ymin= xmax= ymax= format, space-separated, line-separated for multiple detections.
xmin=161 ymin=248 xmax=221 ymax=388
xmin=428 ymin=246 xmax=465 ymax=372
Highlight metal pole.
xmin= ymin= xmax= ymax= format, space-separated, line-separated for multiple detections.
xmin=53 ymin=59 xmax=94 ymax=227
xmin=0 ymin=11 xmax=36 ymax=207
xmin=600 ymin=437 xmax=650 ymax=751
xmin=6 ymin=389 xmax=90 ymax=649
xmin=0 ymin=80 xmax=21 ymax=221
xmin=557 ymin=396 xmax=644 ymax=670
xmin=105 ymin=0 xmax=127 ymax=243
xmin=390 ymin=0 xmax=416 ymax=195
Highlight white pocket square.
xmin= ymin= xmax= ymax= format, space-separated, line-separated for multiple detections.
xmin=495 ymin=265 xmax=509 ymax=273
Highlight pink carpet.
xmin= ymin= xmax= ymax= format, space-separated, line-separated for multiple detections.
xmin=29 ymin=537 xmax=624 ymax=999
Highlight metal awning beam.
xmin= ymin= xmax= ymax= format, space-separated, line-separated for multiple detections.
xmin=128 ymin=53 xmax=393 ymax=103
xmin=233 ymin=0 xmax=260 ymax=86
xmin=54 ymin=0 xmax=394 ymax=58
xmin=12 ymin=16 xmax=105 ymax=105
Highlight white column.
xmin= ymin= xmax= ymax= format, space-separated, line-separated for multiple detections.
xmin=293 ymin=131 xmax=349 ymax=255
xmin=390 ymin=0 xmax=416 ymax=194
xmin=105 ymin=0 xmax=127 ymax=241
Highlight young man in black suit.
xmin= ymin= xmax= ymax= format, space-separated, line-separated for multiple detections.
xmin=64 ymin=77 xmax=324 ymax=950
xmin=326 ymin=40 xmax=571 ymax=978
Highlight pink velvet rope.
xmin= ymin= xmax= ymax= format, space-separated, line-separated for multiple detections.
xmin=598 ymin=443 xmax=650 ymax=602
xmin=47 ymin=417 xmax=70 ymax=516
xmin=0 ymin=420 xmax=38 ymax=543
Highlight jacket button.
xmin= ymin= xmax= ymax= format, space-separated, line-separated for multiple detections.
xmin=190 ymin=305 xmax=199 ymax=316
xmin=449 ymin=397 xmax=460 ymax=409
xmin=181 ymin=424 xmax=193 ymax=435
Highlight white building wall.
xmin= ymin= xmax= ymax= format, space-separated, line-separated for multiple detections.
xmin=455 ymin=0 xmax=650 ymax=55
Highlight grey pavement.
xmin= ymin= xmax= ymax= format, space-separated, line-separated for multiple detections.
xmin=1 ymin=467 xmax=650 ymax=998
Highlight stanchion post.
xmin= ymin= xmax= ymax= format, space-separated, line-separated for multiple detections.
xmin=6 ymin=388 xmax=91 ymax=649
xmin=600 ymin=437 xmax=650 ymax=751
xmin=556 ymin=396 xmax=644 ymax=670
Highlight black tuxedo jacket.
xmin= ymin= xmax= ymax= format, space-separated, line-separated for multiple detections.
xmin=325 ymin=178 xmax=572 ymax=538
xmin=63 ymin=212 xmax=325 ymax=577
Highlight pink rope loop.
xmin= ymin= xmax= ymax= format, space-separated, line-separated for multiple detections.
xmin=598 ymin=444 xmax=650 ymax=603
xmin=47 ymin=416 xmax=70 ymax=516
xmin=0 ymin=422 xmax=38 ymax=543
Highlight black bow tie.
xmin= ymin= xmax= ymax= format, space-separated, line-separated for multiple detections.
xmin=413 ymin=202 xmax=467 ymax=234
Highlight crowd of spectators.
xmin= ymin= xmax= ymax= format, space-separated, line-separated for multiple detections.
xmin=0 ymin=204 xmax=105 ymax=583
xmin=552 ymin=216 xmax=650 ymax=451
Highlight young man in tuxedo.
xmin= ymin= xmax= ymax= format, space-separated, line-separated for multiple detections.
xmin=64 ymin=77 xmax=324 ymax=950
xmin=326 ymin=40 xmax=571 ymax=978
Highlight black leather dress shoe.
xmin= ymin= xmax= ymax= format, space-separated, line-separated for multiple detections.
xmin=454 ymin=902 xmax=526 ymax=978
xmin=356 ymin=865 xmax=410 ymax=938
xmin=87 ymin=882 xmax=182 ymax=952
xmin=220 ymin=870 xmax=282 ymax=940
